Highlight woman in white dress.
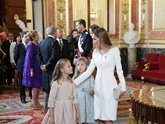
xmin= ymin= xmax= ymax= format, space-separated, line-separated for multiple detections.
xmin=74 ymin=28 xmax=126 ymax=124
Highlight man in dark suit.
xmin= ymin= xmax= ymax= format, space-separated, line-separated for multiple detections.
xmin=1 ymin=32 xmax=14 ymax=86
xmin=14 ymin=32 xmax=32 ymax=104
xmin=37 ymin=26 xmax=57 ymax=112
xmin=76 ymin=19 xmax=93 ymax=59
xmin=55 ymin=28 xmax=70 ymax=62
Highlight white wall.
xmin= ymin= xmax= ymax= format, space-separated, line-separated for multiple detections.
xmin=26 ymin=0 xmax=33 ymax=31
xmin=33 ymin=0 xmax=43 ymax=41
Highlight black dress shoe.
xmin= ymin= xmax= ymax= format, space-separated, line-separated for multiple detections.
xmin=21 ymin=99 xmax=27 ymax=104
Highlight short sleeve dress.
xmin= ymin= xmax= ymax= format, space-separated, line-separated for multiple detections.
xmin=41 ymin=81 xmax=78 ymax=124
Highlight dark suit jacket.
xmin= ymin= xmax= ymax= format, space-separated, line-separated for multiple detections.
xmin=79 ymin=30 xmax=93 ymax=57
xmin=54 ymin=38 xmax=70 ymax=64
xmin=14 ymin=42 xmax=26 ymax=73
xmin=37 ymin=36 xmax=56 ymax=93
xmin=1 ymin=40 xmax=11 ymax=66
xmin=37 ymin=37 xmax=56 ymax=73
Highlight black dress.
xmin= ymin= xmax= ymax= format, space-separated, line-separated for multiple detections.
xmin=0 ymin=50 xmax=7 ymax=85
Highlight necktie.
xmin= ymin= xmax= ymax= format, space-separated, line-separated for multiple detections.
xmin=59 ymin=40 xmax=63 ymax=51
xmin=25 ymin=43 xmax=28 ymax=48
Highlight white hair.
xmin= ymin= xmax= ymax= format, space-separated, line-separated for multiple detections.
xmin=46 ymin=26 xmax=56 ymax=35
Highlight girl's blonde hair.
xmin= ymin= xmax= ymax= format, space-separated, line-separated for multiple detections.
xmin=73 ymin=57 xmax=88 ymax=78
xmin=51 ymin=59 xmax=73 ymax=85
xmin=27 ymin=30 xmax=38 ymax=41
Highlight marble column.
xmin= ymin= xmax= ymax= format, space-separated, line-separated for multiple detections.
xmin=127 ymin=46 xmax=136 ymax=78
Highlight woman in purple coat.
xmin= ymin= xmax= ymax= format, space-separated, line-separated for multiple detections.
xmin=22 ymin=30 xmax=42 ymax=109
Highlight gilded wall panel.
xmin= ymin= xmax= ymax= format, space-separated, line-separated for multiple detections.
xmin=139 ymin=0 xmax=147 ymax=39
xmin=120 ymin=0 xmax=130 ymax=38
xmin=55 ymin=0 xmax=67 ymax=37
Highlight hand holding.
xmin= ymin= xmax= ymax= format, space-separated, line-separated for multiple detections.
xmin=119 ymin=91 xmax=125 ymax=99
xmin=41 ymin=65 xmax=47 ymax=71
xmin=30 ymin=70 xmax=34 ymax=77
xmin=69 ymin=95 xmax=75 ymax=100
xmin=73 ymin=58 xmax=78 ymax=65
xmin=76 ymin=111 xmax=80 ymax=123
xmin=89 ymin=87 xmax=94 ymax=95
xmin=49 ymin=117 xmax=55 ymax=124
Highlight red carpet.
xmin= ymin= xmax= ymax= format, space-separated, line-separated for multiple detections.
xmin=0 ymin=86 xmax=45 ymax=124
xmin=0 ymin=109 xmax=45 ymax=124
xmin=0 ymin=79 xmax=159 ymax=124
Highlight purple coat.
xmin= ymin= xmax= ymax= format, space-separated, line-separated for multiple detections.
xmin=22 ymin=42 xmax=42 ymax=88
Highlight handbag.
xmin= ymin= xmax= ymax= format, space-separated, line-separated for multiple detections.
xmin=113 ymin=84 xmax=122 ymax=100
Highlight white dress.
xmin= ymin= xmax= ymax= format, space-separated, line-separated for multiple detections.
xmin=74 ymin=46 xmax=126 ymax=121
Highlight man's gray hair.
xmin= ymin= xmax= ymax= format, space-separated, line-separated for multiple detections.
xmin=46 ymin=26 xmax=56 ymax=35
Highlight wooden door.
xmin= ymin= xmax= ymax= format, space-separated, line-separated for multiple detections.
xmin=0 ymin=0 xmax=5 ymax=26
xmin=4 ymin=0 xmax=26 ymax=35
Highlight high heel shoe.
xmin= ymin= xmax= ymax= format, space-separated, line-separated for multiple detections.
xmin=30 ymin=104 xmax=41 ymax=110
xmin=38 ymin=103 xmax=43 ymax=108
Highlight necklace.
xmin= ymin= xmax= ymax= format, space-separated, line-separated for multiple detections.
xmin=100 ymin=48 xmax=109 ymax=54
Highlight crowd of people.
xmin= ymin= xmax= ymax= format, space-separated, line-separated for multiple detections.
xmin=0 ymin=19 xmax=126 ymax=124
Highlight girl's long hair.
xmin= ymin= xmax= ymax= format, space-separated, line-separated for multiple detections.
xmin=73 ymin=57 xmax=88 ymax=79
xmin=51 ymin=59 xmax=73 ymax=85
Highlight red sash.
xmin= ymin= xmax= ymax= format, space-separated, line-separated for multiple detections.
xmin=78 ymin=51 xmax=92 ymax=59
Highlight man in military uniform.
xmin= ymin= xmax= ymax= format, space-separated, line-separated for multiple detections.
xmin=76 ymin=19 xmax=93 ymax=60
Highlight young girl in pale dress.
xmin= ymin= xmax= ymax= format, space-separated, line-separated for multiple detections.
xmin=42 ymin=59 xmax=80 ymax=124
xmin=73 ymin=57 xmax=95 ymax=124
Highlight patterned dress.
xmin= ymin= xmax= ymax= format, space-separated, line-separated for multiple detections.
xmin=41 ymin=81 xmax=78 ymax=124
xmin=75 ymin=75 xmax=95 ymax=123
xmin=22 ymin=42 xmax=42 ymax=88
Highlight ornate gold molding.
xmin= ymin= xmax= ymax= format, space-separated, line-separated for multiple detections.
xmin=55 ymin=0 xmax=67 ymax=37
xmin=121 ymin=0 xmax=130 ymax=38
xmin=139 ymin=0 xmax=147 ymax=39
xmin=147 ymin=42 xmax=165 ymax=45
xmin=112 ymin=39 xmax=165 ymax=45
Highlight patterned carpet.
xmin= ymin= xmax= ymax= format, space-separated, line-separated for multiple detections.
xmin=0 ymin=79 xmax=160 ymax=124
